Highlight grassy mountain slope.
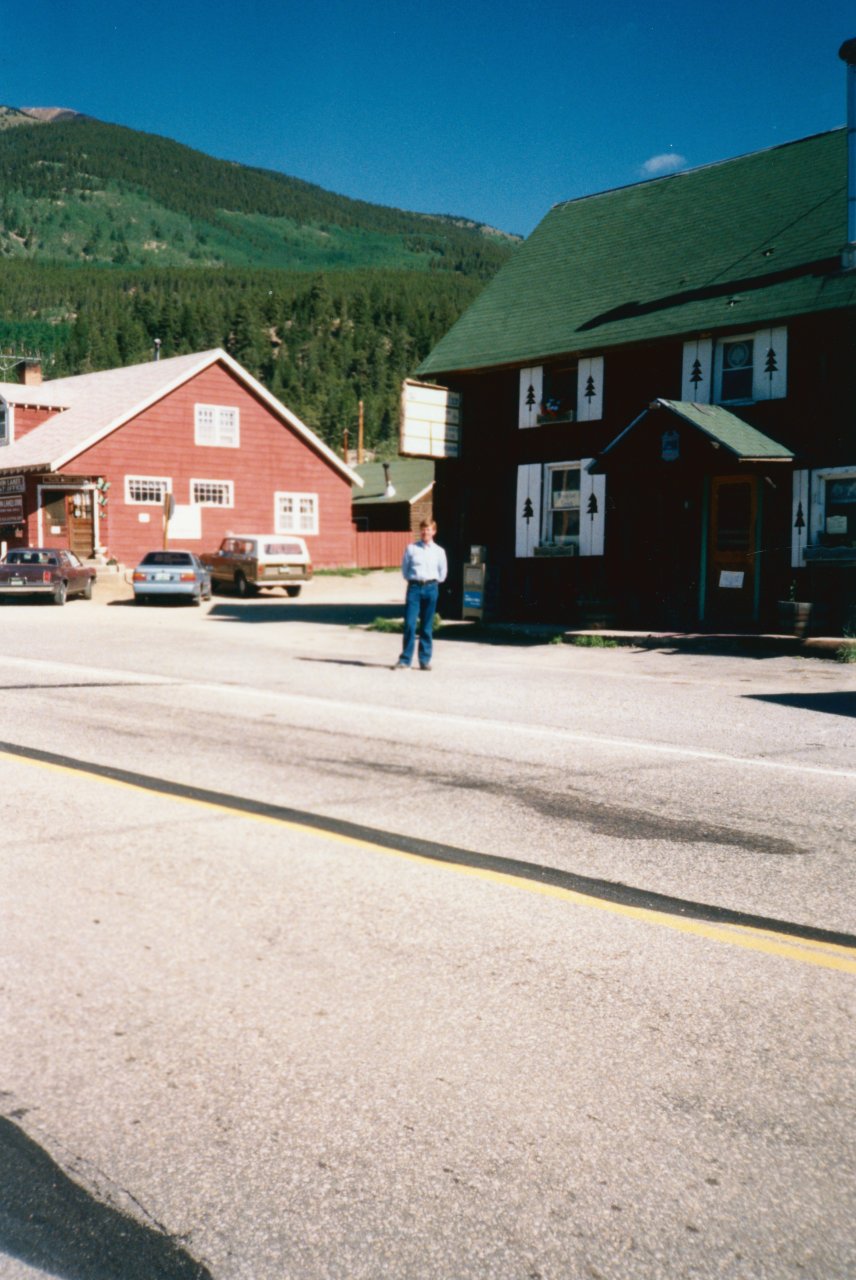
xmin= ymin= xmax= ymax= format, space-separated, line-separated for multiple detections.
xmin=0 ymin=113 xmax=516 ymax=274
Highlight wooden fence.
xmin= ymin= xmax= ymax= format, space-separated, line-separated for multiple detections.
xmin=352 ymin=529 xmax=411 ymax=569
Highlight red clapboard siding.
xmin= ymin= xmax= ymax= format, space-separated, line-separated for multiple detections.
xmin=67 ymin=362 xmax=356 ymax=568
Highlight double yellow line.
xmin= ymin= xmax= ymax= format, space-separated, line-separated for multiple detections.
xmin=5 ymin=744 xmax=855 ymax=975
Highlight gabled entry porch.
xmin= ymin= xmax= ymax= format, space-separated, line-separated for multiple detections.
xmin=590 ymin=399 xmax=794 ymax=630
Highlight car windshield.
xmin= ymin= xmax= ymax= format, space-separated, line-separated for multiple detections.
xmin=264 ymin=542 xmax=304 ymax=556
xmin=7 ymin=550 xmax=58 ymax=565
xmin=140 ymin=552 xmax=194 ymax=566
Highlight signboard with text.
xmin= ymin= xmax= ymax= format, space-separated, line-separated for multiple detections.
xmin=400 ymin=380 xmax=461 ymax=458
xmin=0 ymin=495 xmax=24 ymax=523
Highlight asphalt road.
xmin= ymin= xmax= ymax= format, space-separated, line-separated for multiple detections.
xmin=1 ymin=575 xmax=854 ymax=1279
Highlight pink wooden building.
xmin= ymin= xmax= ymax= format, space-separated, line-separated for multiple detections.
xmin=0 ymin=349 xmax=361 ymax=567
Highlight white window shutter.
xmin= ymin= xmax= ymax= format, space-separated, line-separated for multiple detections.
xmin=518 ymin=366 xmax=543 ymax=429
xmin=579 ymin=461 xmax=605 ymax=556
xmin=791 ymin=468 xmax=809 ymax=567
xmin=682 ymin=338 xmax=713 ymax=403
xmin=753 ymin=326 xmax=787 ymax=401
xmin=577 ymin=357 xmax=603 ymax=421
xmin=515 ymin=463 xmax=542 ymax=557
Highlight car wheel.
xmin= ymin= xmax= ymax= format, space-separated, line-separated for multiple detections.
xmin=52 ymin=580 xmax=68 ymax=606
xmin=82 ymin=577 xmax=93 ymax=600
xmin=235 ymin=572 xmax=256 ymax=598
xmin=285 ymin=585 xmax=302 ymax=598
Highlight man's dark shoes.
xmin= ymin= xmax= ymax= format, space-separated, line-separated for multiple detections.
xmin=419 ymin=663 xmax=432 ymax=671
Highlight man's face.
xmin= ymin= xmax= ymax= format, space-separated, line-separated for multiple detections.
xmin=420 ymin=524 xmax=435 ymax=544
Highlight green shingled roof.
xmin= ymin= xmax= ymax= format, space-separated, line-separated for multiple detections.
xmin=592 ymin=399 xmax=794 ymax=469
xmin=418 ymin=129 xmax=856 ymax=376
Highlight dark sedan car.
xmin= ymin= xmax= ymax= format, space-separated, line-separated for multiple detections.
xmin=0 ymin=547 xmax=96 ymax=605
xmin=131 ymin=550 xmax=212 ymax=606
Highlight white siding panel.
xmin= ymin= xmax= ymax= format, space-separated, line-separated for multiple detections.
xmin=791 ymin=468 xmax=809 ymax=568
xmin=681 ymin=338 xmax=713 ymax=403
xmin=579 ymin=461 xmax=605 ymax=556
xmin=577 ymin=357 xmax=604 ymax=421
xmin=753 ymin=326 xmax=787 ymax=401
xmin=515 ymin=463 xmax=542 ymax=557
xmin=518 ymin=366 xmax=543 ymax=429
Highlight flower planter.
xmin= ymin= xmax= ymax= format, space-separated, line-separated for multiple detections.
xmin=776 ymin=600 xmax=812 ymax=637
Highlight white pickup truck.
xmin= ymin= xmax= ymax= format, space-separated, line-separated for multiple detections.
xmin=200 ymin=534 xmax=313 ymax=597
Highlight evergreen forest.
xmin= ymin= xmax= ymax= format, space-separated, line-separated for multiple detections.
xmin=0 ymin=114 xmax=516 ymax=454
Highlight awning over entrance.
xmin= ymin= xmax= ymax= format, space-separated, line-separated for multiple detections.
xmin=589 ymin=398 xmax=795 ymax=471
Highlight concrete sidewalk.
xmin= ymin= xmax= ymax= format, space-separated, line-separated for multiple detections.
xmin=91 ymin=565 xmax=854 ymax=661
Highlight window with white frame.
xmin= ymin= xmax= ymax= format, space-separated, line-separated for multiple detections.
xmin=191 ymin=479 xmax=234 ymax=507
xmin=543 ymin=463 xmax=581 ymax=547
xmin=125 ymin=475 xmax=171 ymax=504
xmin=813 ymin=467 xmax=856 ymax=547
xmin=712 ymin=327 xmax=787 ymax=404
xmin=194 ymin=403 xmax=240 ymax=448
xmin=516 ymin=460 xmax=605 ymax=558
xmin=0 ymin=397 xmax=9 ymax=446
xmin=276 ymin=491 xmax=318 ymax=535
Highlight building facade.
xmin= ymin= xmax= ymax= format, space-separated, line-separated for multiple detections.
xmin=0 ymin=349 xmax=360 ymax=567
xmin=415 ymin=108 xmax=856 ymax=632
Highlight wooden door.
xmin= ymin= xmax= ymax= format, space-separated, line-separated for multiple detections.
xmin=707 ymin=476 xmax=758 ymax=625
xmin=67 ymin=491 xmax=94 ymax=559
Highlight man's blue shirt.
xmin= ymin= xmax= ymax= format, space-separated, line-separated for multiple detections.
xmin=402 ymin=539 xmax=447 ymax=583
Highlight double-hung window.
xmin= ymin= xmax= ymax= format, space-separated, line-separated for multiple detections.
xmin=276 ymin=491 xmax=318 ymax=535
xmin=0 ymin=397 xmax=9 ymax=446
xmin=195 ymin=404 xmax=240 ymax=448
xmin=682 ymin=329 xmax=787 ymax=403
xmin=544 ymin=464 xmax=581 ymax=547
xmin=516 ymin=460 xmax=605 ymax=558
xmin=719 ymin=338 xmax=755 ymax=402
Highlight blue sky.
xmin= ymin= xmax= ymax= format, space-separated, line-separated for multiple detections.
xmin=4 ymin=2 xmax=854 ymax=237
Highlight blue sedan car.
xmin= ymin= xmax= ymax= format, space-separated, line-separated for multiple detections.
xmin=132 ymin=550 xmax=212 ymax=606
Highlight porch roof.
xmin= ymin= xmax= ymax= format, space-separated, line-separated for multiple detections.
xmin=590 ymin=398 xmax=795 ymax=470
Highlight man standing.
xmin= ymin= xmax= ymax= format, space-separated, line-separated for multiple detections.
xmin=394 ymin=520 xmax=448 ymax=670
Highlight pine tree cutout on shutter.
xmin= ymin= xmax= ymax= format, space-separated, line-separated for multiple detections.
xmin=518 ymin=367 xmax=543 ymax=428
xmin=682 ymin=338 xmax=712 ymax=402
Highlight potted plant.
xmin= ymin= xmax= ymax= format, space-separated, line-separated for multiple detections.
xmin=776 ymin=581 xmax=812 ymax=637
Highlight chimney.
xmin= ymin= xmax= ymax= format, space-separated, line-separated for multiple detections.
xmin=840 ymin=38 xmax=856 ymax=270
xmin=20 ymin=359 xmax=42 ymax=387
xmin=383 ymin=463 xmax=396 ymax=498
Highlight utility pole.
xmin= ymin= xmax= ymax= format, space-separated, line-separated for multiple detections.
xmin=343 ymin=427 xmax=349 ymax=463
xmin=357 ymin=399 xmax=364 ymax=464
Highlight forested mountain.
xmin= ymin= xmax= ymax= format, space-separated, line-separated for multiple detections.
xmin=0 ymin=110 xmax=516 ymax=454
xmin=0 ymin=112 xmax=515 ymax=272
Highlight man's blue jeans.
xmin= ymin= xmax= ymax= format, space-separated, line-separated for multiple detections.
xmin=400 ymin=580 xmax=439 ymax=667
